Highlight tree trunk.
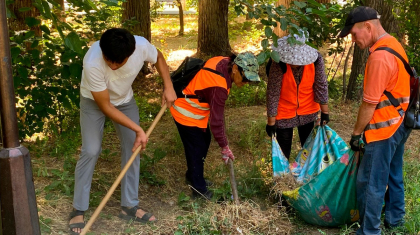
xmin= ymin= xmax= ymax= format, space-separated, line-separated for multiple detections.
xmin=54 ymin=0 xmax=66 ymax=22
xmin=197 ymin=0 xmax=231 ymax=57
xmin=7 ymin=0 xmax=41 ymax=35
xmin=345 ymin=0 xmax=399 ymax=101
xmin=273 ymin=0 xmax=293 ymax=37
xmin=122 ymin=0 xmax=151 ymax=42
xmin=176 ymin=0 xmax=184 ymax=36
xmin=345 ymin=45 xmax=369 ymax=101
xmin=342 ymin=43 xmax=354 ymax=101
xmin=122 ymin=0 xmax=151 ymax=75
xmin=316 ymin=0 xmax=330 ymax=3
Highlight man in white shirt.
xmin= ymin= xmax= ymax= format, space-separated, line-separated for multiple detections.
xmin=69 ymin=28 xmax=176 ymax=234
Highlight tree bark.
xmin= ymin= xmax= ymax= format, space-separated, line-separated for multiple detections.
xmin=316 ymin=0 xmax=330 ymax=3
xmin=342 ymin=42 xmax=354 ymax=101
xmin=197 ymin=0 xmax=231 ymax=57
xmin=122 ymin=0 xmax=151 ymax=42
xmin=273 ymin=0 xmax=293 ymax=37
xmin=54 ymin=0 xmax=65 ymax=22
xmin=345 ymin=0 xmax=399 ymax=101
xmin=176 ymin=0 xmax=184 ymax=36
xmin=7 ymin=0 xmax=40 ymax=35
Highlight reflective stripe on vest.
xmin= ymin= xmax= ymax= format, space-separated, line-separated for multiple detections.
xmin=172 ymin=104 xmax=208 ymax=120
xmin=170 ymin=56 xmax=228 ymax=128
xmin=276 ymin=63 xmax=320 ymax=120
xmin=364 ymin=37 xmax=411 ymax=143
xmin=376 ymin=97 xmax=410 ymax=110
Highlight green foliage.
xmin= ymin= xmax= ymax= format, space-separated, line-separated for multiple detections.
xmin=39 ymin=216 xmax=52 ymax=233
xmin=186 ymin=0 xmax=198 ymax=10
xmin=238 ymin=120 xmax=267 ymax=155
xmin=177 ymin=191 xmax=191 ymax=208
xmin=392 ymin=0 xmax=420 ymax=72
xmin=403 ymin=158 xmax=420 ymax=234
xmin=8 ymin=0 xmax=124 ymax=139
xmin=135 ymin=96 xmax=162 ymax=122
xmin=237 ymin=158 xmax=271 ymax=199
xmin=226 ymin=81 xmax=267 ymax=107
xmin=140 ymin=148 xmax=167 ymax=185
xmin=232 ymin=0 xmax=358 ymax=64
xmin=328 ymin=78 xmax=342 ymax=100
xmin=228 ymin=17 xmax=263 ymax=43
xmin=351 ymin=73 xmax=364 ymax=101
xmin=44 ymin=169 xmax=75 ymax=198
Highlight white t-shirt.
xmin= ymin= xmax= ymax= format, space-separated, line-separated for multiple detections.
xmin=80 ymin=36 xmax=158 ymax=106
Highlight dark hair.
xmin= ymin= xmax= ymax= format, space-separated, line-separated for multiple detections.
xmin=100 ymin=28 xmax=136 ymax=64
xmin=228 ymin=54 xmax=237 ymax=75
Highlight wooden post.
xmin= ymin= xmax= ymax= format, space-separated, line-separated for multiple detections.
xmin=0 ymin=0 xmax=40 ymax=234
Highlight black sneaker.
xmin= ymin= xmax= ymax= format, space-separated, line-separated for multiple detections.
xmin=192 ymin=190 xmax=213 ymax=200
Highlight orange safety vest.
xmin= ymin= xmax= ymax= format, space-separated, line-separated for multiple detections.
xmin=276 ymin=63 xmax=320 ymax=120
xmin=170 ymin=56 xmax=229 ymax=128
xmin=364 ymin=37 xmax=411 ymax=143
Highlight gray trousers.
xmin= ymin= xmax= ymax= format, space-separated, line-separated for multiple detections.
xmin=73 ymin=96 xmax=140 ymax=211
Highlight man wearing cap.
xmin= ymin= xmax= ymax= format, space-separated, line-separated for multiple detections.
xmin=265 ymin=33 xmax=329 ymax=159
xmin=170 ymin=52 xmax=260 ymax=199
xmin=339 ymin=6 xmax=412 ymax=234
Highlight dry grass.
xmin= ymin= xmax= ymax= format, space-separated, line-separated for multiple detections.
xmin=271 ymin=175 xmax=300 ymax=198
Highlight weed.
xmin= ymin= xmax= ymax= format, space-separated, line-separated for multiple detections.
xmin=178 ymin=192 xmax=191 ymax=209
xmin=328 ymin=78 xmax=343 ymax=100
xmin=39 ymin=216 xmax=52 ymax=233
xmin=237 ymin=158 xmax=271 ymax=199
xmin=339 ymin=222 xmax=359 ymax=234
xmin=175 ymin=203 xmax=221 ymax=234
xmin=226 ymin=81 xmax=267 ymax=108
xmin=100 ymin=148 xmax=118 ymax=162
xmin=140 ymin=148 xmax=167 ymax=186
xmin=237 ymin=120 xmax=267 ymax=156
xmin=134 ymin=95 xmax=162 ymax=123
xmin=44 ymin=169 xmax=74 ymax=198
xmin=89 ymin=191 xmax=106 ymax=208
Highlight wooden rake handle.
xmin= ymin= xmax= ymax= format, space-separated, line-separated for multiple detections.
xmin=228 ymin=159 xmax=239 ymax=205
xmin=81 ymin=104 xmax=167 ymax=235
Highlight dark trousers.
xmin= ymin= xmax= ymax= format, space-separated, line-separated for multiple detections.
xmin=275 ymin=121 xmax=314 ymax=159
xmin=174 ymin=120 xmax=211 ymax=194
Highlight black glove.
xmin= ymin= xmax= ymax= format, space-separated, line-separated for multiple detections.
xmin=266 ymin=124 xmax=277 ymax=137
xmin=349 ymin=134 xmax=362 ymax=151
xmin=320 ymin=112 xmax=330 ymax=126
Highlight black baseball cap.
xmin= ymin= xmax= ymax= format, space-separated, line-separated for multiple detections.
xmin=338 ymin=6 xmax=380 ymax=38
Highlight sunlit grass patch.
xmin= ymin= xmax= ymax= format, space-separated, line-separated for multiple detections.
xmin=403 ymin=158 xmax=420 ymax=234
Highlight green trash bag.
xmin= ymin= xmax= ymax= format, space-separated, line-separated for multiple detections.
xmin=283 ymin=148 xmax=361 ymax=227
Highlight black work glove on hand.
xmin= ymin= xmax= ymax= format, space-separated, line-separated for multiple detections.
xmin=349 ymin=134 xmax=362 ymax=151
xmin=266 ymin=124 xmax=277 ymax=137
xmin=320 ymin=112 xmax=330 ymax=126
